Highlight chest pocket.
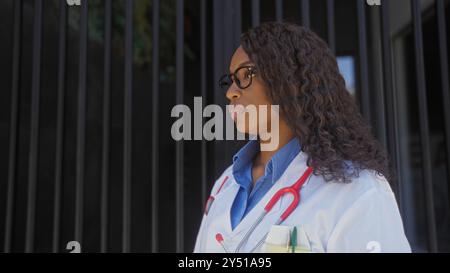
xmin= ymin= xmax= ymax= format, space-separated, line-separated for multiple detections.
xmin=260 ymin=225 xmax=312 ymax=253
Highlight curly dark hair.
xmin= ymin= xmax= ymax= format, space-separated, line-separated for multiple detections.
xmin=240 ymin=22 xmax=392 ymax=183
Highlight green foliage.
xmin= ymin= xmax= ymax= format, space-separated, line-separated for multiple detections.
xmin=55 ymin=0 xmax=189 ymax=82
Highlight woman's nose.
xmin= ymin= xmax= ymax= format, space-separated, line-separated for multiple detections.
xmin=225 ymin=85 xmax=241 ymax=102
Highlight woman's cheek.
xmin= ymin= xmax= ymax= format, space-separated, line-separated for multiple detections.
xmin=235 ymin=112 xmax=258 ymax=136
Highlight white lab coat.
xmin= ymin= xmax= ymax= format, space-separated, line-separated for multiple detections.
xmin=194 ymin=151 xmax=411 ymax=253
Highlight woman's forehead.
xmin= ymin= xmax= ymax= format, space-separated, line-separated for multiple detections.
xmin=229 ymin=46 xmax=251 ymax=73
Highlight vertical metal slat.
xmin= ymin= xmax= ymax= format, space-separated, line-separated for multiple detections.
xmin=100 ymin=0 xmax=112 ymax=253
xmin=151 ymin=0 xmax=160 ymax=253
xmin=380 ymin=0 xmax=402 ymax=207
xmin=436 ymin=0 xmax=450 ymax=214
xmin=52 ymin=0 xmax=67 ymax=253
xmin=4 ymin=0 xmax=22 ymax=253
xmin=301 ymin=0 xmax=310 ymax=28
xmin=122 ymin=0 xmax=134 ymax=253
xmin=234 ymin=0 xmax=242 ymax=45
xmin=326 ymin=0 xmax=335 ymax=53
xmin=200 ymin=0 xmax=208 ymax=211
xmin=176 ymin=0 xmax=184 ymax=253
xmin=276 ymin=0 xmax=283 ymax=22
xmin=74 ymin=0 xmax=88 ymax=245
xmin=411 ymin=0 xmax=437 ymax=252
xmin=356 ymin=1 xmax=371 ymax=122
xmin=251 ymin=0 xmax=260 ymax=27
xmin=25 ymin=0 xmax=43 ymax=253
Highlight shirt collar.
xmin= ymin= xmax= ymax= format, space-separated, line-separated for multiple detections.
xmin=232 ymin=137 xmax=301 ymax=185
xmin=232 ymin=140 xmax=259 ymax=173
xmin=269 ymin=137 xmax=301 ymax=183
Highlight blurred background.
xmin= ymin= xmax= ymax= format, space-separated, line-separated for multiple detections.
xmin=0 ymin=0 xmax=449 ymax=253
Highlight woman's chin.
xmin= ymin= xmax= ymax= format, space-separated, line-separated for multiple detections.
xmin=235 ymin=124 xmax=258 ymax=136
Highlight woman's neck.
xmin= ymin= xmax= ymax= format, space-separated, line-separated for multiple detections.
xmin=254 ymin=121 xmax=295 ymax=167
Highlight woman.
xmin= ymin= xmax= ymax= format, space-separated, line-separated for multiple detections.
xmin=194 ymin=22 xmax=410 ymax=253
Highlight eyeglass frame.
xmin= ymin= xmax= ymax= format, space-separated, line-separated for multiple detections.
xmin=218 ymin=65 xmax=258 ymax=90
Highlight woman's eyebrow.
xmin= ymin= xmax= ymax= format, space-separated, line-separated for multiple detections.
xmin=229 ymin=60 xmax=253 ymax=73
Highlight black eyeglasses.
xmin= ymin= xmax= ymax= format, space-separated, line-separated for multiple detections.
xmin=219 ymin=66 xmax=257 ymax=90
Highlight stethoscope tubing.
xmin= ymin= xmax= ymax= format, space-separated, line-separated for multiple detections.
xmin=221 ymin=167 xmax=313 ymax=253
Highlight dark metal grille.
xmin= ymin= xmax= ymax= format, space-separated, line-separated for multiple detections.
xmin=0 ymin=0 xmax=449 ymax=253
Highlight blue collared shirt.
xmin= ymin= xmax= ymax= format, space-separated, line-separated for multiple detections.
xmin=230 ymin=138 xmax=301 ymax=230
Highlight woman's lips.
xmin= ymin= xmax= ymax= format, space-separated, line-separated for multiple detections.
xmin=229 ymin=108 xmax=241 ymax=121
xmin=228 ymin=104 xmax=246 ymax=121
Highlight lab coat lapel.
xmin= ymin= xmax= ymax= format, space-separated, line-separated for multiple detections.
xmin=230 ymin=152 xmax=310 ymax=252
xmin=198 ymin=177 xmax=239 ymax=252
xmin=206 ymin=178 xmax=239 ymax=236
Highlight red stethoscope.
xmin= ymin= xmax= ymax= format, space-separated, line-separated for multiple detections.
xmin=213 ymin=166 xmax=314 ymax=253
